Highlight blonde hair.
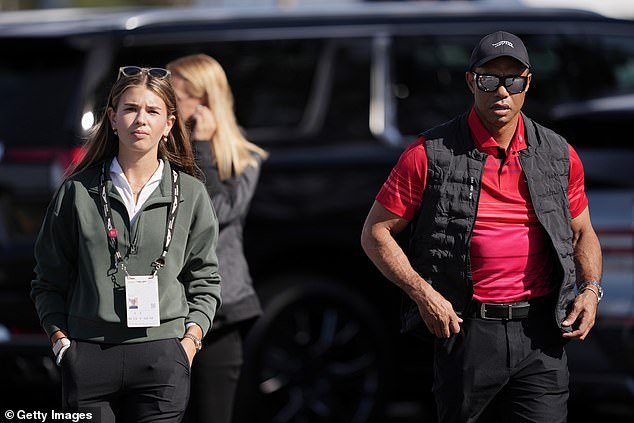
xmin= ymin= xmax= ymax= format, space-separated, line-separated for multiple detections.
xmin=71 ymin=71 xmax=198 ymax=178
xmin=167 ymin=54 xmax=268 ymax=181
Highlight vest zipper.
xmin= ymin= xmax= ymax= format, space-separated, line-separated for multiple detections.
xmin=464 ymin=158 xmax=486 ymax=305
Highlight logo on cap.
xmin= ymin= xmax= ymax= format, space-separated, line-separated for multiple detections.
xmin=492 ymin=40 xmax=514 ymax=48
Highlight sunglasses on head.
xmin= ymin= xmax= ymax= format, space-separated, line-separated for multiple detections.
xmin=472 ymin=72 xmax=528 ymax=94
xmin=118 ymin=66 xmax=171 ymax=80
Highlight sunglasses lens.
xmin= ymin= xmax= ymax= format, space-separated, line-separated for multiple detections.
xmin=474 ymin=73 xmax=527 ymax=94
xmin=118 ymin=66 xmax=170 ymax=79
xmin=148 ymin=68 xmax=170 ymax=78
xmin=120 ymin=66 xmax=143 ymax=77
xmin=477 ymin=75 xmax=500 ymax=92
xmin=506 ymin=77 xmax=527 ymax=94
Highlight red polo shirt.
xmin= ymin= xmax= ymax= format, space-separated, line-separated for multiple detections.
xmin=376 ymin=109 xmax=588 ymax=303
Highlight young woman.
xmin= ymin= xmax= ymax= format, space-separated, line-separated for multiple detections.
xmin=167 ymin=54 xmax=268 ymax=423
xmin=31 ymin=66 xmax=221 ymax=423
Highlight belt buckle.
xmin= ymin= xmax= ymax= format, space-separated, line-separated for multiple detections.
xmin=479 ymin=303 xmax=512 ymax=320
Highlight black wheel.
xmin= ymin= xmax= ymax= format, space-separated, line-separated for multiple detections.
xmin=236 ymin=276 xmax=391 ymax=423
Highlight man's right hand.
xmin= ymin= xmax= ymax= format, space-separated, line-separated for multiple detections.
xmin=360 ymin=201 xmax=462 ymax=339
xmin=414 ymin=287 xmax=463 ymax=338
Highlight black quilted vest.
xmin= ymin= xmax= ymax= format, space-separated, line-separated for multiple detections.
xmin=402 ymin=112 xmax=576 ymax=336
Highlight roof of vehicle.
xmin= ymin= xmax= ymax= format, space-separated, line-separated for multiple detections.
xmin=520 ymin=0 xmax=634 ymax=20
xmin=0 ymin=0 xmax=617 ymax=38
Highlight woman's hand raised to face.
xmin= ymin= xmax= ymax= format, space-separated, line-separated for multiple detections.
xmin=191 ymin=105 xmax=217 ymax=141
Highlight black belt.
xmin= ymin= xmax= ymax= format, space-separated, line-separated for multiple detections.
xmin=465 ymin=300 xmax=531 ymax=320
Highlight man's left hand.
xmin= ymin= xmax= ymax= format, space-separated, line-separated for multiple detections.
xmin=561 ymin=290 xmax=598 ymax=340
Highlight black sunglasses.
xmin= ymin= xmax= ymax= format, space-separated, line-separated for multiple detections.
xmin=472 ymin=72 xmax=528 ymax=94
xmin=118 ymin=66 xmax=171 ymax=80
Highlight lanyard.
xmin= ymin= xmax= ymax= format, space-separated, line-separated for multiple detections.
xmin=99 ymin=161 xmax=180 ymax=276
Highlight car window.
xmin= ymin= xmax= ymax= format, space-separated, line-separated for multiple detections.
xmin=391 ymin=34 xmax=475 ymax=136
xmin=0 ymin=38 xmax=85 ymax=149
xmin=96 ymin=36 xmax=371 ymax=146
xmin=523 ymin=33 xmax=634 ymax=104
xmin=319 ymin=38 xmax=372 ymax=144
xmin=205 ymin=39 xmax=321 ymax=130
xmin=392 ymin=33 xmax=634 ymax=148
xmin=100 ymin=38 xmax=322 ymax=141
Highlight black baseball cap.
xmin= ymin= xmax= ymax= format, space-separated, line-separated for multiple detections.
xmin=469 ymin=31 xmax=530 ymax=70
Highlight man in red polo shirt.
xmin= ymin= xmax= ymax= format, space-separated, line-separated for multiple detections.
xmin=361 ymin=31 xmax=602 ymax=423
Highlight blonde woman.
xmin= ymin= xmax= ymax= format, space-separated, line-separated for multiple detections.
xmin=31 ymin=66 xmax=221 ymax=422
xmin=167 ymin=54 xmax=268 ymax=423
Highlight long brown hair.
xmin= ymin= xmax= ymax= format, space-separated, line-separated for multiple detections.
xmin=70 ymin=70 xmax=199 ymax=178
xmin=167 ymin=54 xmax=268 ymax=181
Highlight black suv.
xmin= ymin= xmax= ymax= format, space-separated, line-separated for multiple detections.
xmin=1 ymin=2 xmax=633 ymax=422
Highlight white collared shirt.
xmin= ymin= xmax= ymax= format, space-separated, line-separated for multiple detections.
xmin=110 ymin=158 xmax=164 ymax=226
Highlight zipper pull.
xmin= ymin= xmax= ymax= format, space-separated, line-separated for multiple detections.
xmin=469 ymin=176 xmax=474 ymax=200
xmin=129 ymin=232 xmax=139 ymax=255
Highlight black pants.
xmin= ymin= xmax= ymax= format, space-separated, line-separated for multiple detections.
xmin=433 ymin=299 xmax=569 ymax=423
xmin=61 ymin=338 xmax=190 ymax=423
xmin=184 ymin=326 xmax=244 ymax=423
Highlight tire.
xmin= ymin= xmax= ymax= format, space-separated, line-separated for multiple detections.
xmin=235 ymin=276 xmax=391 ymax=423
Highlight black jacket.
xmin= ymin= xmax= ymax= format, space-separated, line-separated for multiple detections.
xmin=193 ymin=141 xmax=263 ymax=329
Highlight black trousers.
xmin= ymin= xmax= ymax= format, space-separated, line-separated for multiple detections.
xmin=433 ymin=298 xmax=569 ymax=423
xmin=184 ymin=326 xmax=244 ymax=423
xmin=61 ymin=338 xmax=190 ymax=423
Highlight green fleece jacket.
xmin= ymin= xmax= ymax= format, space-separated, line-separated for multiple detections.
xmin=31 ymin=159 xmax=221 ymax=343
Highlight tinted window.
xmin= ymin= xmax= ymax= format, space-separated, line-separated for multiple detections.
xmin=105 ymin=38 xmax=322 ymax=140
xmin=320 ymin=38 xmax=372 ymax=144
xmin=392 ymin=33 xmax=634 ymax=148
xmin=0 ymin=38 xmax=85 ymax=149
xmin=105 ymin=36 xmax=371 ymax=145
xmin=209 ymin=39 xmax=321 ymax=129
xmin=522 ymin=34 xmax=634 ymax=107
xmin=392 ymin=35 xmax=474 ymax=136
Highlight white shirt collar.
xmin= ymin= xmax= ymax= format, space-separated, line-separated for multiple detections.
xmin=110 ymin=157 xmax=164 ymax=226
